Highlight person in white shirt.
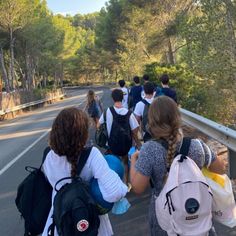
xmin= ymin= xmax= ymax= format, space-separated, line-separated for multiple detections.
xmin=134 ymin=82 xmax=155 ymax=142
xmin=118 ymin=80 xmax=129 ymax=109
xmin=42 ymin=108 xmax=128 ymax=236
xmin=98 ymin=89 xmax=141 ymax=184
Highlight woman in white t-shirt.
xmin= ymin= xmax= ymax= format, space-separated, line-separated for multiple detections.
xmin=42 ymin=108 xmax=128 ymax=236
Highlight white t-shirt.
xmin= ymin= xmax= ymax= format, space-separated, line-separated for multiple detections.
xmin=134 ymin=97 xmax=154 ymax=118
xmin=42 ymin=147 xmax=128 ymax=236
xmin=141 ymin=87 xmax=156 ymax=99
xmin=120 ymin=87 xmax=129 ymax=109
xmin=99 ymin=106 xmax=139 ymax=137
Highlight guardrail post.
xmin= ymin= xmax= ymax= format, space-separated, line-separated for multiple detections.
xmin=229 ymin=149 xmax=236 ymax=178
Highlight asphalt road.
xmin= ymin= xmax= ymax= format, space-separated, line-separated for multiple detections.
xmin=0 ymin=88 xmax=103 ymax=235
xmin=0 ymin=87 xmax=235 ymax=236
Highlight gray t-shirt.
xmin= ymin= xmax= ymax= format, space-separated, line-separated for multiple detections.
xmin=135 ymin=138 xmax=216 ymax=236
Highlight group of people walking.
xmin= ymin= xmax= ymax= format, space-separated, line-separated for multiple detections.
xmin=41 ymin=73 xmax=225 ymax=236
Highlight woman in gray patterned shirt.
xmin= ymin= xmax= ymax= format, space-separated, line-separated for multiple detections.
xmin=130 ymin=96 xmax=225 ymax=236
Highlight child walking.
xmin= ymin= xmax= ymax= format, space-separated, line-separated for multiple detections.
xmin=84 ymin=90 xmax=103 ymax=127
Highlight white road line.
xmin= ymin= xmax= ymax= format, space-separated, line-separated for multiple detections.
xmin=0 ymin=130 xmax=49 ymax=175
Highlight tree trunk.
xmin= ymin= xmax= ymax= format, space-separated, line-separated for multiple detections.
xmin=186 ymin=37 xmax=193 ymax=69
xmin=25 ymin=54 xmax=34 ymax=90
xmin=43 ymin=74 xmax=47 ymax=88
xmin=0 ymin=48 xmax=10 ymax=93
xmin=60 ymin=63 xmax=64 ymax=87
xmin=167 ymin=37 xmax=175 ymax=64
xmin=9 ymin=27 xmax=15 ymax=90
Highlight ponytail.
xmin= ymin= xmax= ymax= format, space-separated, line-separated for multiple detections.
xmin=166 ymin=130 xmax=179 ymax=169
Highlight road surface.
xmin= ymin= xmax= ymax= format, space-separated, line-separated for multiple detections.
xmin=0 ymin=87 xmax=235 ymax=236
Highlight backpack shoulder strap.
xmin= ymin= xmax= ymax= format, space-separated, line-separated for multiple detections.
xmin=40 ymin=146 xmax=51 ymax=169
xmin=110 ymin=106 xmax=119 ymax=120
xmin=103 ymin=109 xmax=107 ymax=123
xmin=142 ymin=99 xmax=150 ymax=106
xmin=109 ymin=106 xmax=116 ymax=116
xmin=178 ymin=137 xmax=191 ymax=156
xmin=77 ymin=147 xmax=93 ymax=176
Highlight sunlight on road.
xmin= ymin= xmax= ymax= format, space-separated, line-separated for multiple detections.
xmin=0 ymin=129 xmax=49 ymax=141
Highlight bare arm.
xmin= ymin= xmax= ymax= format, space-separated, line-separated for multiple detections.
xmin=135 ymin=115 xmax=141 ymax=125
xmin=208 ymin=155 xmax=227 ymax=175
xmin=96 ymin=96 xmax=103 ymax=112
xmin=83 ymin=102 xmax=88 ymax=112
xmin=130 ymin=151 xmax=150 ymax=194
xmin=132 ymin=127 xmax=142 ymax=150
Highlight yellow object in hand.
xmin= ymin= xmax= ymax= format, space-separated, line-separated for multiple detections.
xmin=202 ymin=167 xmax=225 ymax=188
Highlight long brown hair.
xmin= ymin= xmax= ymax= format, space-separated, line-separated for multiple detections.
xmin=49 ymin=107 xmax=89 ymax=177
xmin=87 ymin=90 xmax=96 ymax=106
xmin=148 ymin=96 xmax=182 ymax=168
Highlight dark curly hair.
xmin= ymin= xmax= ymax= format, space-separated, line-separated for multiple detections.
xmin=49 ymin=107 xmax=89 ymax=177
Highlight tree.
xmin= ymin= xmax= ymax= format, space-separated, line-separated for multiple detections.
xmin=0 ymin=0 xmax=38 ymax=90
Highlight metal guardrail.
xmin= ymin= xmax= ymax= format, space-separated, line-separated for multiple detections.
xmin=0 ymin=94 xmax=64 ymax=116
xmin=180 ymin=108 xmax=236 ymax=152
xmin=180 ymin=108 xmax=236 ymax=178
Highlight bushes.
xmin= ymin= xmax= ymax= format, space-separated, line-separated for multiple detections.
xmin=143 ymin=63 xmax=235 ymax=125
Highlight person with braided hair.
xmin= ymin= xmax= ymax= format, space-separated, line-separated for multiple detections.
xmin=130 ymin=96 xmax=225 ymax=236
xmin=42 ymin=107 xmax=128 ymax=236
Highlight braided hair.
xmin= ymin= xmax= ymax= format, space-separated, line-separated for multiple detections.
xmin=49 ymin=107 xmax=89 ymax=177
xmin=148 ymin=96 xmax=182 ymax=168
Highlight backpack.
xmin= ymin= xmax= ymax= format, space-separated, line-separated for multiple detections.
xmin=141 ymin=99 xmax=151 ymax=142
xmin=155 ymin=138 xmax=213 ymax=236
xmin=155 ymin=86 xmax=165 ymax=97
xmin=108 ymin=106 xmax=132 ymax=156
xmin=95 ymin=110 xmax=108 ymax=148
xmin=88 ymin=100 xmax=99 ymax=118
xmin=49 ymin=147 xmax=100 ymax=236
xmin=15 ymin=146 xmax=52 ymax=236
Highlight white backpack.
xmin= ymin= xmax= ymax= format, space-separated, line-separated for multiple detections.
xmin=155 ymin=138 xmax=213 ymax=236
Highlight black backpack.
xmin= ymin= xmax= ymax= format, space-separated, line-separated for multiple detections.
xmin=141 ymin=99 xmax=152 ymax=142
xmin=15 ymin=146 xmax=52 ymax=236
xmin=95 ymin=110 xmax=108 ymax=148
xmin=49 ymin=147 xmax=100 ymax=236
xmin=108 ymin=107 xmax=132 ymax=156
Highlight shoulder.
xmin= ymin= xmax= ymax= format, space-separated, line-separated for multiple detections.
xmin=134 ymin=101 xmax=144 ymax=116
xmin=140 ymin=140 xmax=166 ymax=158
xmin=187 ymin=138 xmax=211 ymax=167
xmin=87 ymin=146 xmax=105 ymax=166
xmin=90 ymin=146 xmax=103 ymax=157
xmin=114 ymin=107 xmax=129 ymax=115
xmin=189 ymin=138 xmax=204 ymax=152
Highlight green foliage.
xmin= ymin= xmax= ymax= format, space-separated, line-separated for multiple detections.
xmin=0 ymin=0 xmax=235 ymax=125
xmin=144 ymin=63 xmax=199 ymax=105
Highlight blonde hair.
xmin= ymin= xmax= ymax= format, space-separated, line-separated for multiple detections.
xmin=148 ymin=96 xmax=182 ymax=168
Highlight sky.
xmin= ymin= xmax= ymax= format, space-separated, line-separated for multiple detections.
xmin=46 ymin=0 xmax=107 ymax=16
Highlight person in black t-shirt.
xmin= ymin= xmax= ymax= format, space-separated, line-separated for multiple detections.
xmin=158 ymin=74 xmax=177 ymax=103
xmin=129 ymin=76 xmax=142 ymax=109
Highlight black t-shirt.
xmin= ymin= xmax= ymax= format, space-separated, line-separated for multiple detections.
xmin=129 ymin=85 xmax=142 ymax=108
xmin=161 ymin=87 xmax=177 ymax=103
